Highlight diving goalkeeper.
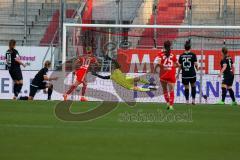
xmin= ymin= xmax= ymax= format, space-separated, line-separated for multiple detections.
xmin=92 ymin=56 xmax=156 ymax=92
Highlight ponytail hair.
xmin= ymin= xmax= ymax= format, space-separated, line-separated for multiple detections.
xmin=222 ymin=47 xmax=228 ymax=57
xmin=164 ymin=40 xmax=171 ymax=57
xmin=185 ymin=40 xmax=191 ymax=51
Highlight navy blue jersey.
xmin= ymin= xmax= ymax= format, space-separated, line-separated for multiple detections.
xmin=5 ymin=49 xmax=20 ymax=70
xmin=221 ymin=56 xmax=234 ymax=77
xmin=32 ymin=67 xmax=48 ymax=86
xmin=178 ymin=52 xmax=197 ymax=79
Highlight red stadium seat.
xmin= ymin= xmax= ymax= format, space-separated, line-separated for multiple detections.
xmin=138 ymin=0 xmax=185 ymax=48
xmin=40 ymin=9 xmax=76 ymax=46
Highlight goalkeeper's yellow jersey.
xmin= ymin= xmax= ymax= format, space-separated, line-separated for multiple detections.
xmin=110 ymin=69 xmax=134 ymax=89
xmin=110 ymin=69 xmax=150 ymax=92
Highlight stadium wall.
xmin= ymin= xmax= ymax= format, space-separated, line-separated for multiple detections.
xmin=0 ymin=71 xmax=239 ymax=104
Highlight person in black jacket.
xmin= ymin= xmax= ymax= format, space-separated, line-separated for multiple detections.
xmin=5 ymin=39 xmax=26 ymax=99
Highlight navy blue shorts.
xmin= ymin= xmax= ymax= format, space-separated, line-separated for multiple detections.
xmin=29 ymin=82 xmax=47 ymax=98
xmin=222 ymin=75 xmax=234 ymax=86
xmin=182 ymin=77 xmax=196 ymax=85
xmin=9 ymin=68 xmax=23 ymax=81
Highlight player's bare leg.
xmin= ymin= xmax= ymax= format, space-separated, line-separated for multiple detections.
xmin=28 ymin=96 xmax=33 ymax=100
xmin=168 ymin=83 xmax=175 ymax=110
xmin=190 ymin=82 xmax=196 ymax=105
xmin=80 ymin=81 xmax=88 ymax=102
xmin=63 ymin=81 xmax=81 ymax=101
xmin=133 ymin=77 xmax=140 ymax=88
xmin=134 ymin=77 xmax=141 ymax=83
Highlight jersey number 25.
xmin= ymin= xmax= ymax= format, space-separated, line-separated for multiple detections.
xmin=163 ymin=58 xmax=173 ymax=68
xmin=182 ymin=58 xmax=191 ymax=68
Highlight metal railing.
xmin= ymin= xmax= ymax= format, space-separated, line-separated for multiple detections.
xmin=41 ymin=0 xmax=86 ymax=69
xmin=41 ymin=28 xmax=59 ymax=69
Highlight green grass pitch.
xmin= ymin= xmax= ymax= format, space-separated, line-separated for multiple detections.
xmin=0 ymin=100 xmax=239 ymax=160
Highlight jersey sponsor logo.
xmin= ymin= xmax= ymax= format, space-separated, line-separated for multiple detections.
xmin=5 ymin=52 xmax=12 ymax=68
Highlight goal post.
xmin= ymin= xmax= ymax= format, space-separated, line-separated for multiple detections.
xmin=62 ymin=23 xmax=240 ymax=103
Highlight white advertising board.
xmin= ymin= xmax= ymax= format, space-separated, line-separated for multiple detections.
xmin=0 ymin=70 xmax=239 ymax=104
xmin=0 ymin=46 xmax=53 ymax=70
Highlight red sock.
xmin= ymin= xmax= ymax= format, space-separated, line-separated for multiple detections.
xmin=163 ymin=91 xmax=169 ymax=103
xmin=81 ymin=84 xmax=87 ymax=97
xmin=66 ymin=85 xmax=77 ymax=95
xmin=169 ymin=91 xmax=175 ymax=106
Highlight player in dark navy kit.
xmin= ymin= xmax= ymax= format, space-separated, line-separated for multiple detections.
xmin=28 ymin=61 xmax=58 ymax=100
xmin=177 ymin=41 xmax=198 ymax=105
xmin=5 ymin=39 xmax=26 ymax=99
xmin=217 ymin=47 xmax=237 ymax=106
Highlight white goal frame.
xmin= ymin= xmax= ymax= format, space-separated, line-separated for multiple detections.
xmin=62 ymin=23 xmax=240 ymax=67
xmin=62 ymin=23 xmax=240 ymax=103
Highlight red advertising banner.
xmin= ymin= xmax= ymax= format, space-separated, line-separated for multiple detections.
xmin=118 ymin=49 xmax=240 ymax=74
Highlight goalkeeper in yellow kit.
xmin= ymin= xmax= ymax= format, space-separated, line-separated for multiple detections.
xmin=92 ymin=55 xmax=156 ymax=92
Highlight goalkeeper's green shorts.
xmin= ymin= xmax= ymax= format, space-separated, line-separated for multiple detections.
xmin=124 ymin=76 xmax=150 ymax=92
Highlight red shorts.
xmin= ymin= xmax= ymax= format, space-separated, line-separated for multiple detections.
xmin=160 ymin=74 xmax=176 ymax=84
xmin=76 ymin=67 xmax=87 ymax=82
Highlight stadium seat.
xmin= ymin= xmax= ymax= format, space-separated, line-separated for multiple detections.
xmin=138 ymin=0 xmax=185 ymax=48
xmin=40 ymin=9 xmax=76 ymax=46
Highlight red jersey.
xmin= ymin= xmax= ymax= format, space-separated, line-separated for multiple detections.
xmin=157 ymin=52 xmax=177 ymax=83
xmin=75 ymin=55 xmax=97 ymax=82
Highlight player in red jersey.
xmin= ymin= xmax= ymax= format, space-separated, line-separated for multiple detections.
xmin=155 ymin=41 xmax=179 ymax=110
xmin=63 ymin=47 xmax=98 ymax=101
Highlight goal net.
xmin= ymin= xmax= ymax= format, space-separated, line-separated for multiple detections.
xmin=62 ymin=23 xmax=240 ymax=104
